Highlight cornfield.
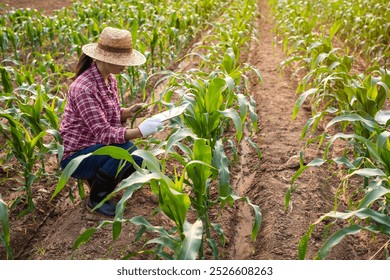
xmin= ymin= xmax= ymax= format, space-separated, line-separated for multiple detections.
xmin=0 ymin=0 xmax=389 ymax=260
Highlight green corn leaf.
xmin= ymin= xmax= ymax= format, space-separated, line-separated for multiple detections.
xmin=292 ymin=88 xmax=318 ymax=120
xmin=206 ymin=238 xmax=219 ymax=260
xmin=213 ymin=140 xmax=231 ymax=197
xmin=177 ymin=220 xmax=203 ymax=260
xmin=329 ymin=19 xmax=343 ymax=40
xmin=219 ymin=108 xmax=243 ymax=142
xmin=249 ymin=96 xmax=258 ymax=132
xmin=377 ymin=131 xmax=390 ymax=152
xmin=116 ymin=171 xmax=162 ymax=193
xmin=94 ymin=171 xmax=163 ymax=213
xmin=132 ymin=149 xmax=164 ymax=173
xmin=307 ymin=158 xmax=326 ymax=167
xmin=298 ymin=224 xmax=315 ymax=260
xmin=301 ymin=208 xmax=390 ymax=260
xmin=222 ymin=48 xmax=236 ymax=74
xmin=245 ymin=137 xmax=262 ymax=159
xmin=29 ymin=130 xmax=47 ymax=153
xmin=112 ymin=221 xmax=122 ymax=241
xmin=73 ymin=228 xmax=97 ymax=251
xmin=51 ymin=153 xmax=92 ymax=199
xmin=315 ymin=225 xmax=364 ymax=260
xmin=318 ymin=208 xmax=390 ymax=227
xmin=144 ymin=236 xmax=180 ymax=254
xmin=290 ymin=165 xmax=309 ymax=185
xmin=211 ymin=223 xmax=225 ymax=246
xmin=134 ymin=225 xmax=147 ymax=243
xmin=301 ymin=112 xmax=322 ymax=139
xmin=333 ymin=157 xmax=356 ymax=170
xmin=93 ymin=146 xmax=136 ymax=166
xmin=326 ymin=113 xmax=379 ymax=132
xmin=0 ymin=66 xmax=13 ymax=93
xmin=237 ymin=94 xmax=249 ymax=124
xmin=224 ymin=75 xmax=235 ymax=92
xmin=130 ymin=216 xmax=172 ymax=239
xmin=186 ymin=139 xmax=213 ymax=189
xmin=358 ymin=184 xmax=390 ymax=209
xmin=33 ymin=91 xmax=43 ymax=123
xmin=242 ymin=196 xmax=262 ymax=243
xmin=325 ymin=133 xmax=382 ymax=163
xmin=0 ymin=195 xmax=13 ymax=259
xmin=347 ymin=168 xmax=386 ymax=178
xmin=159 ymin=182 xmax=191 ymax=232
xmin=165 ymin=128 xmax=197 ymax=154
xmin=205 ymin=77 xmax=225 ymax=113
xmin=115 ymin=183 xmax=144 ymax=219
xmin=290 ymin=158 xmax=325 ymax=196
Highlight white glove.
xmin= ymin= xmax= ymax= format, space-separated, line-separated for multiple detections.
xmin=138 ymin=117 xmax=164 ymax=137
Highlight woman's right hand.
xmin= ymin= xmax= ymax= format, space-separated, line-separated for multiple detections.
xmin=138 ymin=116 xmax=164 ymax=137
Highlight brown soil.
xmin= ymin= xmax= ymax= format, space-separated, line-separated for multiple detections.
xmin=0 ymin=0 xmax=72 ymax=13
xmin=0 ymin=0 xmax=387 ymax=260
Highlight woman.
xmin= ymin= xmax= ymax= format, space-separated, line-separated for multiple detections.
xmin=60 ymin=27 xmax=164 ymax=217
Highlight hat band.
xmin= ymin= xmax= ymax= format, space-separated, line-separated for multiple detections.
xmin=98 ymin=43 xmax=131 ymax=54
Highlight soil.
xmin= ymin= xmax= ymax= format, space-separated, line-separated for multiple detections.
xmin=0 ymin=0 xmax=387 ymax=260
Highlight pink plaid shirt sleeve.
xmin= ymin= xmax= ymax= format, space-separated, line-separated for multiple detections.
xmin=60 ymin=63 xmax=126 ymax=160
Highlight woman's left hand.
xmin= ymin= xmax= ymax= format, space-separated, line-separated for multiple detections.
xmin=122 ymin=103 xmax=148 ymax=121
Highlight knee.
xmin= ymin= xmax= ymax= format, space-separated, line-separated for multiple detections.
xmin=122 ymin=141 xmax=137 ymax=153
xmin=122 ymin=142 xmax=143 ymax=167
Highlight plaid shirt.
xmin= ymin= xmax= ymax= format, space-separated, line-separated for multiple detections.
xmin=60 ymin=62 xmax=126 ymax=160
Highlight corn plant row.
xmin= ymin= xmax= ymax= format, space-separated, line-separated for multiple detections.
xmin=1 ymin=0 xmax=229 ymax=103
xmin=269 ymin=0 xmax=390 ymax=259
xmin=0 ymin=0 xmax=235 ymax=260
xmin=269 ymin=0 xmax=389 ymax=66
xmin=52 ymin=0 xmax=262 ymax=260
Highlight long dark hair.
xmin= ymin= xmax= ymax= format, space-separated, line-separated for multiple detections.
xmin=75 ymin=53 xmax=93 ymax=79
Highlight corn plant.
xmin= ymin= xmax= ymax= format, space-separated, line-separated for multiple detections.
xmin=0 ymin=194 xmax=13 ymax=260
xmin=0 ymin=82 xmax=63 ymax=215
xmin=295 ymin=130 xmax=390 ymax=259
xmin=0 ymin=111 xmax=61 ymax=216
xmin=270 ymin=0 xmax=389 ymax=66
xmin=270 ymin=0 xmax=390 ymax=259
xmin=52 ymin=144 xmax=204 ymax=260
xmin=52 ymin=119 xmax=260 ymax=260
xmin=1 ymin=0 xmax=262 ymax=260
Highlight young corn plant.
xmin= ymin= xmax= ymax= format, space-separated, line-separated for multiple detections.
xmin=296 ymin=129 xmax=390 ymax=259
xmin=0 ymin=112 xmax=46 ymax=215
xmin=270 ymin=0 xmax=390 ymax=259
xmin=0 ymin=194 xmax=13 ymax=260
xmin=52 ymin=144 xmax=205 ymax=260
xmin=0 ymin=83 xmax=63 ymax=215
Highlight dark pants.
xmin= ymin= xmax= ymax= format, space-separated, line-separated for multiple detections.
xmin=60 ymin=141 xmax=143 ymax=180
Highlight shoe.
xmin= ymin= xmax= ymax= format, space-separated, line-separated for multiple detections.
xmin=86 ymin=196 xmax=116 ymax=217
xmin=87 ymin=168 xmax=118 ymax=217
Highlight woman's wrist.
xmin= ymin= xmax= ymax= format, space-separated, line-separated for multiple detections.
xmin=121 ymin=108 xmax=131 ymax=122
xmin=124 ymin=128 xmax=142 ymax=140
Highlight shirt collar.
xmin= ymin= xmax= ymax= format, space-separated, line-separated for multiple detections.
xmin=91 ymin=62 xmax=113 ymax=95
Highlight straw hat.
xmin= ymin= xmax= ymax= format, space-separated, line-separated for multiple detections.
xmin=82 ymin=27 xmax=146 ymax=66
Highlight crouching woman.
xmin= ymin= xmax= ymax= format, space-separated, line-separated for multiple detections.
xmin=59 ymin=27 xmax=164 ymax=217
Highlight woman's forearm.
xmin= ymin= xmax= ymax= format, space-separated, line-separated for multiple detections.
xmin=124 ymin=128 xmax=142 ymax=140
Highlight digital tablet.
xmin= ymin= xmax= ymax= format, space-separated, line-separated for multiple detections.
xmin=152 ymin=103 xmax=189 ymax=121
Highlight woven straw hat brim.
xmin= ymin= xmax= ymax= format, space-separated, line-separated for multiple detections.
xmin=82 ymin=43 xmax=146 ymax=66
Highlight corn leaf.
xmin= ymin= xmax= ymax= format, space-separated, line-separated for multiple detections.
xmin=51 ymin=153 xmax=92 ymax=199
xmin=219 ymin=108 xmax=243 ymax=142
xmin=213 ymin=140 xmax=231 ymax=197
xmin=358 ymin=184 xmax=390 ymax=209
xmin=177 ymin=220 xmax=203 ymax=260
xmin=292 ymin=88 xmax=318 ymax=120
xmin=0 ymin=195 xmax=13 ymax=259
xmin=73 ymin=228 xmax=97 ymax=251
